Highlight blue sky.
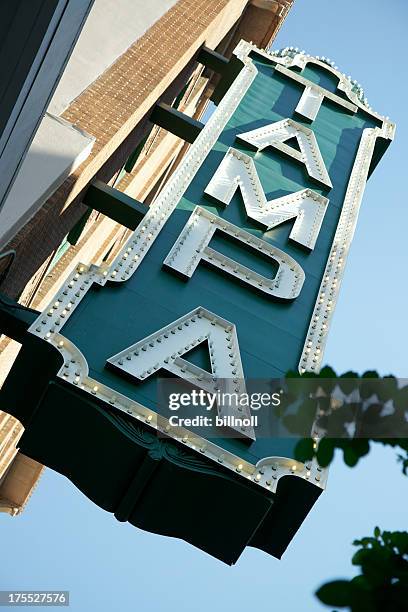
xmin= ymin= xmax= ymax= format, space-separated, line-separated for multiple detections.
xmin=1 ymin=1 xmax=407 ymax=610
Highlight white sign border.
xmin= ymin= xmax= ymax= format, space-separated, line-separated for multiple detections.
xmin=28 ymin=42 xmax=394 ymax=494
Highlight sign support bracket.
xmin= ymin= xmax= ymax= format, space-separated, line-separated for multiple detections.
xmin=83 ymin=180 xmax=149 ymax=229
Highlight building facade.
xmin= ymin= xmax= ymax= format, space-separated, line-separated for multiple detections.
xmin=0 ymin=0 xmax=293 ymax=515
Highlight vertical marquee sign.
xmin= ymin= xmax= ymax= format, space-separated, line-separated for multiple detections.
xmin=3 ymin=42 xmax=394 ymax=564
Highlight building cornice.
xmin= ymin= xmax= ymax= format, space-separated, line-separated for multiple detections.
xmin=250 ymin=0 xmax=293 ymax=14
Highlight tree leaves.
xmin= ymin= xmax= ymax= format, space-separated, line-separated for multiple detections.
xmin=316 ymin=438 xmax=335 ymax=467
xmin=316 ymin=581 xmax=353 ymax=606
xmin=316 ymin=528 xmax=408 ymax=611
xmin=281 ymin=365 xmax=408 ymax=474
xmin=294 ymin=437 xmax=315 ymax=462
xmin=293 ymin=367 xmax=408 ymax=612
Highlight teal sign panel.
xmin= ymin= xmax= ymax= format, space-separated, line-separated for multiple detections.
xmin=17 ymin=43 xmax=393 ymax=561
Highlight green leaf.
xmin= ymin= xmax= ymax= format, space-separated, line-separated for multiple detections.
xmin=351 ymin=439 xmax=370 ymax=459
xmin=316 ymin=580 xmax=352 ymax=606
xmin=361 ymin=370 xmax=379 ymax=379
xmin=338 ymin=372 xmax=360 ymax=395
xmin=355 ymin=546 xmax=393 ymax=587
xmin=298 ymin=397 xmax=321 ymax=423
xmin=394 ymin=385 xmax=408 ymax=411
xmin=317 ymin=366 xmax=337 ymax=394
xmin=388 ymin=531 xmax=408 ymax=555
xmin=319 ymin=365 xmax=337 ymax=379
xmin=282 ymin=414 xmax=304 ymax=435
xmin=316 ymin=438 xmax=335 ymax=467
xmin=352 ymin=537 xmax=378 ymax=549
xmin=343 ymin=445 xmax=360 ymax=467
xmin=352 ymin=548 xmax=372 ymax=566
xmin=294 ymin=438 xmax=315 ymax=462
xmin=349 ymin=576 xmax=376 ymax=612
xmin=377 ymin=375 xmax=398 ymax=402
xmin=285 ymin=370 xmax=301 ymax=378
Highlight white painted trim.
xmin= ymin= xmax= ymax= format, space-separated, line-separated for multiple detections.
xmin=298 ymin=124 xmax=393 ymax=374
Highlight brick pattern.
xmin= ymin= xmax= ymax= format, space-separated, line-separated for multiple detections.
xmin=62 ymin=0 xmax=230 ymax=153
xmin=1 ymin=0 xmax=247 ymax=300
xmin=117 ymin=68 xmax=209 ymax=197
